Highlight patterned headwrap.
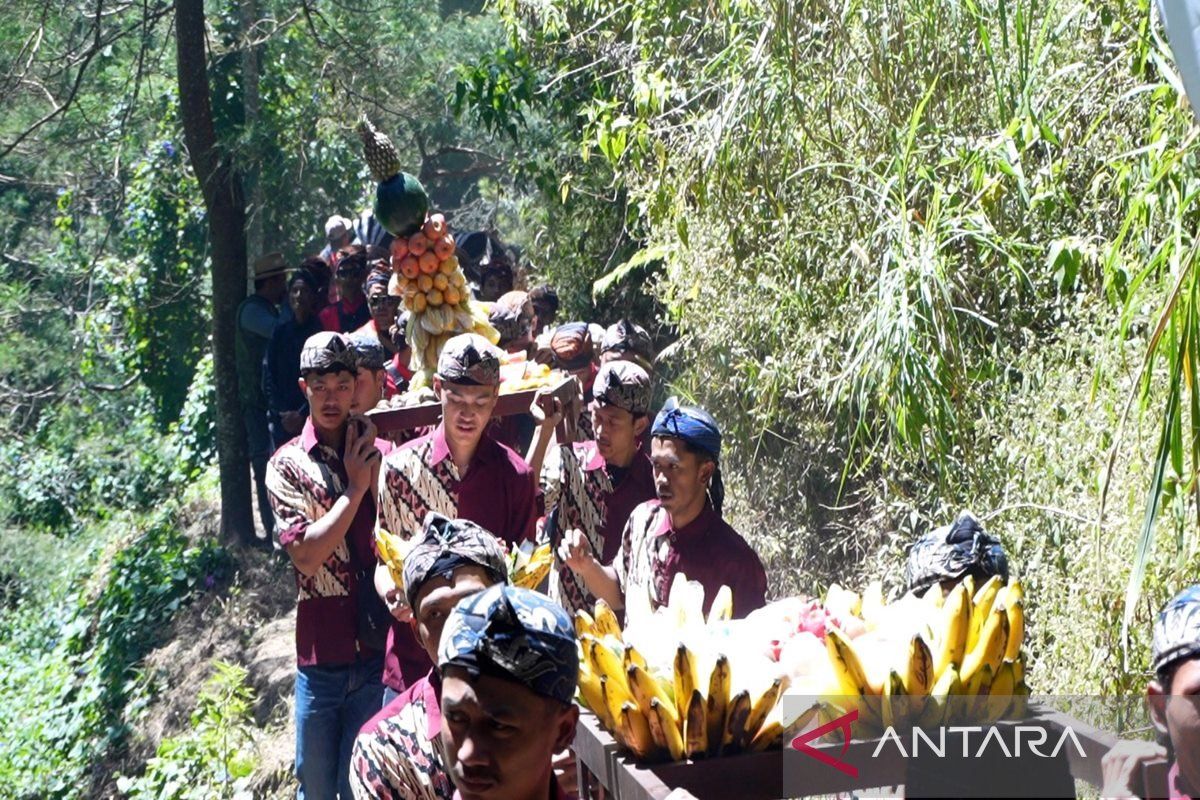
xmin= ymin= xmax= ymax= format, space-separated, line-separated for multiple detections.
xmin=438 ymin=584 xmax=579 ymax=706
xmin=365 ymin=265 xmax=391 ymax=294
xmin=299 ymin=331 xmax=357 ymax=374
xmin=437 ymin=333 xmax=502 ymax=386
xmin=904 ymin=511 xmax=1009 ymax=596
xmin=601 ymin=319 xmax=654 ymax=364
xmin=402 ymin=512 xmax=509 ymax=610
xmin=592 ymin=361 xmax=652 ymax=416
xmin=651 ymin=397 xmax=721 ymax=459
xmin=348 ymin=334 xmax=388 ymax=371
xmin=550 ymin=322 xmax=594 ymax=371
xmin=488 ymin=291 xmax=534 ymax=346
xmin=1152 ymin=585 xmax=1200 ymax=680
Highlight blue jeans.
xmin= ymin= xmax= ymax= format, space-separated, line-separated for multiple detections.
xmin=295 ymin=657 xmax=385 ymax=799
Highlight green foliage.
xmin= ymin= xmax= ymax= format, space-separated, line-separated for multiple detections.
xmin=117 ymin=662 xmax=257 ymax=800
xmin=0 ymin=509 xmax=229 ymax=799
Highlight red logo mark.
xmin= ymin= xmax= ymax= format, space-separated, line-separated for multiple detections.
xmin=789 ymin=708 xmax=859 ymax=777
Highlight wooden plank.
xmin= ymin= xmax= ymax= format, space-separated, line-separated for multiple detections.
xmin=366 ymin=375 xmax=579 ymax=438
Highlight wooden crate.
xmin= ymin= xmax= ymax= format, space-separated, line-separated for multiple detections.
xmin=573 ymin=704 xmax=1172 ymax=800
xmin=365 ymin=375 xmax=578 ymax=439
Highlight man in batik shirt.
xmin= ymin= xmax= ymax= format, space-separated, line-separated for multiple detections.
xmin=547 ymin=322 xmax=597 ymax=443
xmin=599 ymin=319 xmax=654 ymax=373
xmin=266 ymin=331 xmax=388 ymax=799
xmin=533 ymin=361 xmax=655 ymax=615
xmin=374 ymin=333 xmax=538 ymax=702
xmin=438 ymin=585 xmax=580 ymax=800
xmin=350 ymin=513 xmax=508 ymax=800
xmin=560 ymin=398 xmax=766 ymax=623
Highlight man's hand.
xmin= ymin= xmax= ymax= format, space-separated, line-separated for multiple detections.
xmin=1100 ymin=739 xmax=1168 ymax=799
xmin=281 ymin=410 xmax=304 ymax=434
xmin=531 ymin=388 xmax=564 ymax=431
xmin=344 ymin=416 xmax=381 ymax=495
xmin=558 ymin=528 xmax=596 ymax=575
xmin=384 ymin=585 xmax=414 ymax=623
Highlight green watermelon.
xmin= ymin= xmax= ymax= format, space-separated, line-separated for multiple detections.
xmin=374 ymin=172 xmax=429 ymax=238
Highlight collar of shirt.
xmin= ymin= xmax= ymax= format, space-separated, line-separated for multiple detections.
xmin=655 ymin=500 xmax=719 ymax=542
xmin=1170 ymin=761 xmax=1195 ymax=800
xmin=422 ymin=670 xmax=443 ymax=741
xmin=300 ymin=416 xmax=324 ymax=454
xmin=429 ymin=424 xmax=500 ymax=470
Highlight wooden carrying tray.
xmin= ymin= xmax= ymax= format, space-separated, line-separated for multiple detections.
xmin=573 ymin=705 xmax=1172 ymax=800
xmin=365 ymin=375 xmax=579 ymax=440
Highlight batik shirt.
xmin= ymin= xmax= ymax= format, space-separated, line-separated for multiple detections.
xmin=350 ymin=671 xmax=451 ymax=800
xmin=266 ymin=418 xmax=387 ymax=666
xmin=539 ymin=441 xmax=655 ymax=614
xmin=615 ymin=500 xmax=767 ymax=624
xmin=375 ymin=425 xmax=537 ymax=691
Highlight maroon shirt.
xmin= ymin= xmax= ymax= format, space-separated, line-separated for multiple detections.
xmin=319 ymin=294 xmax=370 ymax=333
xmin=265 ymin=418 xmax=389 ymax=666
xmin=615 ymin=500 xmax=767 ymax=620
xmin=376 ymin=425 xmax=538 ymax=691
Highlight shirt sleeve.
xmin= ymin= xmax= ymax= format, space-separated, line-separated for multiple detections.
xmin=729 ymin=545 xmax=768 ymax=619
xmin=377 ymin=455 xmax=401 ymax=538
xmin=612 ymin=511 xmax=636 ymax=591
xmin=265 ymin=453 xmax=310 ymax=548
xmin=239 ymin=297 xmax=278 ymax=340
xmin=349 ymin=729 xmax=423 ymax=800
xmin=508 ymin=460 xmax=538 ymax=544
xmin=537 ymin=446 xmax=568 ymax=543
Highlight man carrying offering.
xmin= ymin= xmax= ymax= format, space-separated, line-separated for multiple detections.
xmin=375 ymin=333 xmax=538 ymax=702
xmin=438 ymin=584 xmax=580 ymax=800
xmin=560 ymin=397 xmax=767 ymax=622
xmin=532 ymin=360 xmax=656 ymax=615
xmin=350 ymin=513 xmax=509 ymax=800
xmin=265 ymin=331 xmax=388 ymax=799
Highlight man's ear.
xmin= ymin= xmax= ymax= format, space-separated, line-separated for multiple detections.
xmin=554 ymin=702 xmax=579 ymax=752
xmin=632 ymin=415 xmax=649 ymax=439
xmin=433 ymin=375 xmax=443 ymax=400
xmin=1147 ymin=679 xmax=1170 ymax=739
xmin=298 ymin=376 xmax=308 ymax=395
xmin=698 ymin=458 xmax=715 ymax=485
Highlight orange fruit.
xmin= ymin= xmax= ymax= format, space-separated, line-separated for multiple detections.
xmin=439 ymin=255 xmax=458 ymax=275
xmin=417 ymin=274 xmax=434 ymax=293
xmin=433 ymin=274 xmax=449 ymax=291
xmin=423 ymin=213 xmax=447 ymax=240
xmin=427 ymin=289 xmax=444 ymax=307
xmin=399 ymin=256 xmax=420 ymax=279
xmin=449 ymin=271 xmax=465 ymax=288
xmin=433 ymin=235 xmax=455 ymax=260
xmin=413 ymin=293 xmax=427 ymax=313
xmin=418 ymin=251 xmax=440 ymax=274
xmin=444 ymin=287 xmax=461 ymax=306
xmin=390 ymin=237 xmax=409 ymax=260
xmin=408 ymin=232 xmax=430 ymax=256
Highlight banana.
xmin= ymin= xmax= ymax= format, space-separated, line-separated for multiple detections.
xmin=1010 ymin=652 xmax=1025 ymax=685
xmin=722 ymin=690 xmax=752 ymax=751
xmin=601 ymin=674 xmax=634 ymax=730
xmin=1004 ymin=599 xmax=1025 ymax=661
xmin=968 ymin=575 xmax=1004 ymax=651
xmin=960 ymin=603 xmax=1009 ymax=685
xmin=964 ymin=664 xmax=994 ymax=721
xmin=588 ymin=636 xmax=627 ymax=690
xmin=593 ymin=599 xmax=622 ymax=639
xmin=619 ymin=701 xmax=657 ymax=760
xmin=574 ymin=609 xmax=596 ymax=640
xmin=706 ymin=655 xmax=731 ymax=754
xmin=903 ymin=634 xmax=934 ymax=715
xmin=651 ymin=697 xmax=685 ymax=761
xmin=673 ymin=643 xmax=702 ymax=720
xmin=982 ymin=660 xmax=1015 ymax=724
xmin=917 ymin=665 xmax=960 ymax=728
xmin=578 ymin=667 xmax=612 ymax=729
xmin=707 ymin=584 xmax=733 ymax=624
xmin=684 ymin=689 xmax=707 ymax=758
xmin=1004 ymin=577 xmax=1025 ymax=607
xmin=861 ymin=580 xmax=885 ymax=628
xmin=749 ymin=715 xmax=783 ymax=752
xmin=934 ymin=583 xmax=971 ymax=678
xmin=962 ymin=575 xmax=977 ymax=600
xmin=922 ymin=584 xmax=946 ymax=611
xmin=881 ymin=669 xmax=906 ymax=729
xmin=824 ymin=626 xmax=873 ymax=696
xmin=627 ymin=663 xmax=678 ymax=727
xmin=744 ymin=677 xmax=784 ymax=745
xmin=623 ymin=642 xmax=648 ymax=673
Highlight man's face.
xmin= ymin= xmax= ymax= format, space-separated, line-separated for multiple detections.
xmin=368 ymin=289 xmax=400 ymax=329
xmin=330 ymin=230 xmax=351 ymax=251
xmin=351 ymin=367 xmax=384 ymax=414
xmin=436 ymin=379 xmax=499 ymax=451
xmin=592 ymin=403 xmax=646 ymax=465
xmin=440 ymin=667 xmax=577 ymax=800
xmin=1152 ymin=658 xmax=1200 ymax=793
xmin=338 ymin=271 xmax=366 ymax=299
xmin=480 ymin=273 xmax=510 ymax=302
xmin=650 ymin=437 xmax=712 ymax=518
xmin=412 ymin=567 xmax=493 ymax=663
xmin=299 ymin=370 xmax=356 ymax=431
xmin=264 ymin=273 xmax=288 ymax=305
xmin=289 ymin=280 xmax=317 ymax=323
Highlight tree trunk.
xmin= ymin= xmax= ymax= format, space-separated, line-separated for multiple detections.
xmin=176 ymin=0 xmax=254 ymax=544
xmin=241 ymin=0 xmax=264 ymax=263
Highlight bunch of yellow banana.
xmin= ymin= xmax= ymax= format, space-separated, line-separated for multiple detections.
xmin=508 ymin=542 xmax=553 ymax=589
xmin=574 ymin=585 xmax=788 ymax=763
xmin=821 ymin=575 xmax=1030 ymax=735
xmin=375 ymin=528 xmax=412 ymax=588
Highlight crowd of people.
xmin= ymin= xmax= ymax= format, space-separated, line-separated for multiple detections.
xmin=231 ymin=215 xmax=1199 ymax=800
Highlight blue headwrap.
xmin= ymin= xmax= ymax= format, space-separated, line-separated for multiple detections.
xmin=1152 ymin=585 xmax=1200 ymax=680
xmin=905 ymin=511 xmax=1009 ymax=596
xmin=438 ymin=584 xmax=579 ymax=706
xmin=651 ymin=397 xmax=721 ymax=459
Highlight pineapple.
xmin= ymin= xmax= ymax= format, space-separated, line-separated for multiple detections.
xmin=357 ymin=117 xmax=402 ymax=182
